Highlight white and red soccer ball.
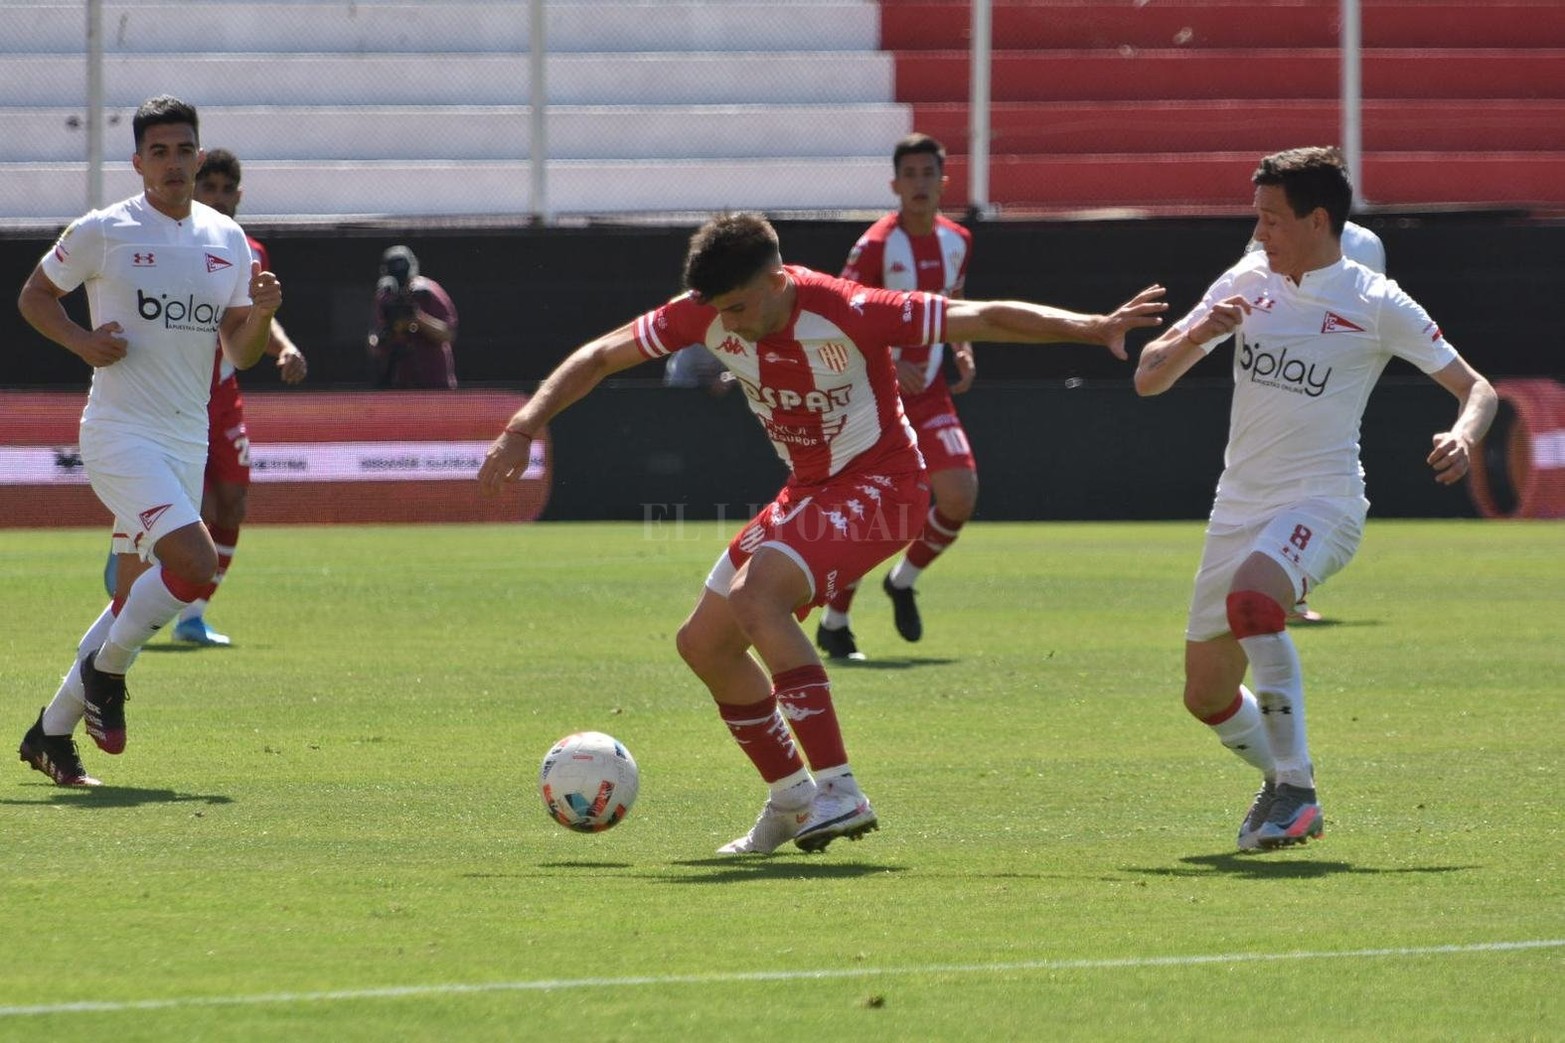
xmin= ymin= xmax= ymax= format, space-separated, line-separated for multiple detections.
xmin=538 ymin=731 xmax=639 ymax=833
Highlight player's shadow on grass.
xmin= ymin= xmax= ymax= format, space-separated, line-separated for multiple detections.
xmin=1 ymin=786 xmax=234 ymax=809
xmin=1291 ymin=618 xmax=1383 ymax=629
xmin=660 ymin=858 xmax=907 ymax=884
xmin=830 ymin=657 xmax=959 ymax=671
xmin=139 ymin=643 xmax=229 ymax=654
xmin=1128 ymin=852 xmax=1475 ymax=880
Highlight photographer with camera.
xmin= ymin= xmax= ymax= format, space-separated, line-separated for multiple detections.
xmin=367 ymin=245 xmax=458 ymax=389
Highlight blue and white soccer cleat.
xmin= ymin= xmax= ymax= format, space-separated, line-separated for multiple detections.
xmin=172 ymin=616 xmax=232 ymax=647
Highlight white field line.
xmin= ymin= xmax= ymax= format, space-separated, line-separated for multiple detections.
xmin=1 ymin=939 xmax=1560 ymax=1018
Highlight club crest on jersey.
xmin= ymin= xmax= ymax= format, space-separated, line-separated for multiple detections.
xmin=204 ymin=252 xmax=233 ymax=273
xmin=817 ymin=342 xmax=850 ymax=373
xmin=1321 ymin=311 xmax=1365 ymax=334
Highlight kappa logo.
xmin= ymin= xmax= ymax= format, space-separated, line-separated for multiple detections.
xmin=138 ymin=503 xmax=173 ymax=531
xmin=132 ymin=252 xmax=156 ymax=267
xmin=888 ymin=261 xmax=908 ymax=275
xmin=1321 ymin=311 xmax=1365 ymax=334
xmin=716 ymin=335 xmax=747 ymax=356
xmin=1249 ymin=294 xmax=1276 ymax=313
xmin=1422 ymin=320 xmax=1444 ymax=343
xmin=204 ymin=253 xmax=232 ymax=273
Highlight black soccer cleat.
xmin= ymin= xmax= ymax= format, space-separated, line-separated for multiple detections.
xmin=19 ymin=710 xmax=100 ymax=786
xmin=80 ymin=650 xmax=129 ymax=755
xmin=815 ymin=623 xmax=866 ymax=661
xmin=881 ymin=575 xmax=923 ymax=642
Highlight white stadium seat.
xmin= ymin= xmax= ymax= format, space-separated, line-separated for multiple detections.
xmin=0 ymin=1 xmax=910 ymax=224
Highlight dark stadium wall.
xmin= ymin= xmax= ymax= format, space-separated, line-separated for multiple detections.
xmin=1 ymin=214 xmax=1554 ymax=521
xmin=3 ymin=212 xmax=1561 ymax=390
xmin=543 ymin=378 xmax=1484 ymax=522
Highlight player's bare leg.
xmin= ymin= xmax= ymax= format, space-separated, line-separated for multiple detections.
xmin=83 ymin=523 xmax=218 ymax=753
xmin=175 ymin=480 xmax=244 ymax=646
xmin=724 ymin=548 xmax=876 ymax=852
xmin=1186 ymin=635 xmax=1279 ymax=849
xmin=679 ymin=587 xmax=814 ymax=854
xmin=883 ymin=466 xmax=977 ymax=643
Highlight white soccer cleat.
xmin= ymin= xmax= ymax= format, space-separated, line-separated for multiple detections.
xmin=717 ymin=798 xmax=813 ymax=855
xmin=794 ymin=780 xmax=878 ymax=853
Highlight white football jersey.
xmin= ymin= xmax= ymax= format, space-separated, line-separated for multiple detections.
xmin=41 ymin=195 xmax=253 ymax=459
xmin=1177 ymin=250 xmax=1458 ymax=521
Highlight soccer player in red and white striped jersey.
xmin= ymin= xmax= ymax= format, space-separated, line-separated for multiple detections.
xmin=820 ymin=133 xmax=977 ymax=659
xmin=481 ymin=213 xmax=1165 ymax=855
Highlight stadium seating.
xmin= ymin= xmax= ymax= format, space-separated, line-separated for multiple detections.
xmin=0 ymin=0 xmax=909 ymax=223
xmin=882 ymin=0 xmax=1565 ymax=213
xmin=3 ymin=1 xmax=1562 ymax=222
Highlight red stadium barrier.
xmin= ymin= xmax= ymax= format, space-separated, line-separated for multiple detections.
xmin=0 ymin=391 xmax=549 ymax=528
xmin=1467 ymin=379 xmax=1565 ymax=519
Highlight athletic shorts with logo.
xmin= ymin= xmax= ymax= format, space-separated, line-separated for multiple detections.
xmin=1186 ymin=495 xmax=1367 ymax=641
xmin=82 ymin=426 xmax=205 ymax=561
xmin=205 ymin=373 xmax=251 ymax=486
xmin=707 ymin=466 xmax=931 ymax=617
xmin=904 ymin=384 xmax=975 ymax=474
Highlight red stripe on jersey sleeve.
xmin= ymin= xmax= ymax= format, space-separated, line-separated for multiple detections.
xmin=633 ymin=312 xmax=666 ymax=359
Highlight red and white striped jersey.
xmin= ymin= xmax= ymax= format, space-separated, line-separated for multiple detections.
xmin=841 ymin=213 xmax=971 ymax=392
xmin=634 ymin=265 xmax=947 ymax=485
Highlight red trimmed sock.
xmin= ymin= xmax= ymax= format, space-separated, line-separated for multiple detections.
xmin=773 ymin=664 xmax=847 ymax=772
xmin=717 ymin=696 xmax=806 ymax=784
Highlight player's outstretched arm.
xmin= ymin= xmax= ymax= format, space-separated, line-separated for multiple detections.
xmin=1134 ymin=294 xmax=1250 ymax=397
xmin=1426 ymin=355 xmax=1497 ymax=485
xmin=944 ymin=284 xmax=1166 ymax=360
xmin=478 ymin=322 xmax=646 ymax=494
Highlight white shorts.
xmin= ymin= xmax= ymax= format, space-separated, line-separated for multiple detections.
xmin=81 ymin=428 xmax=204 ymax=562
xmin=1185 ymin=496 xmax=1367 ymax=641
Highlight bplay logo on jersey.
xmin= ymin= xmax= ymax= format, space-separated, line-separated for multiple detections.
xmin=137 ymin=289 xmax=222 ymax=333
xmin=1238 ymin=339 xmax=1332 ymax=398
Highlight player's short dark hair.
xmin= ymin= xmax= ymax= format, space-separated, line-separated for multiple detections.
xmin=893 ymin=132 xmax=946 ymax=173
xmin=132 ymin=95 xmax=199 ymax=151
xmin=1253 ymin=147 xmax=1352 ymax=237
xmin=197 ymin=148 xmax=241 ymax=185
xmin=682 ymin=213 xmax=782 ymax=301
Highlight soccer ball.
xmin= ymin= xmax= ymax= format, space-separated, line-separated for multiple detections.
xmin=538 ymin=731 xmax=639 ymax=833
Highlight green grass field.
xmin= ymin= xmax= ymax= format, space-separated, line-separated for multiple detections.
xmin=1 ymin=520 xmax=1561 ymax=1042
